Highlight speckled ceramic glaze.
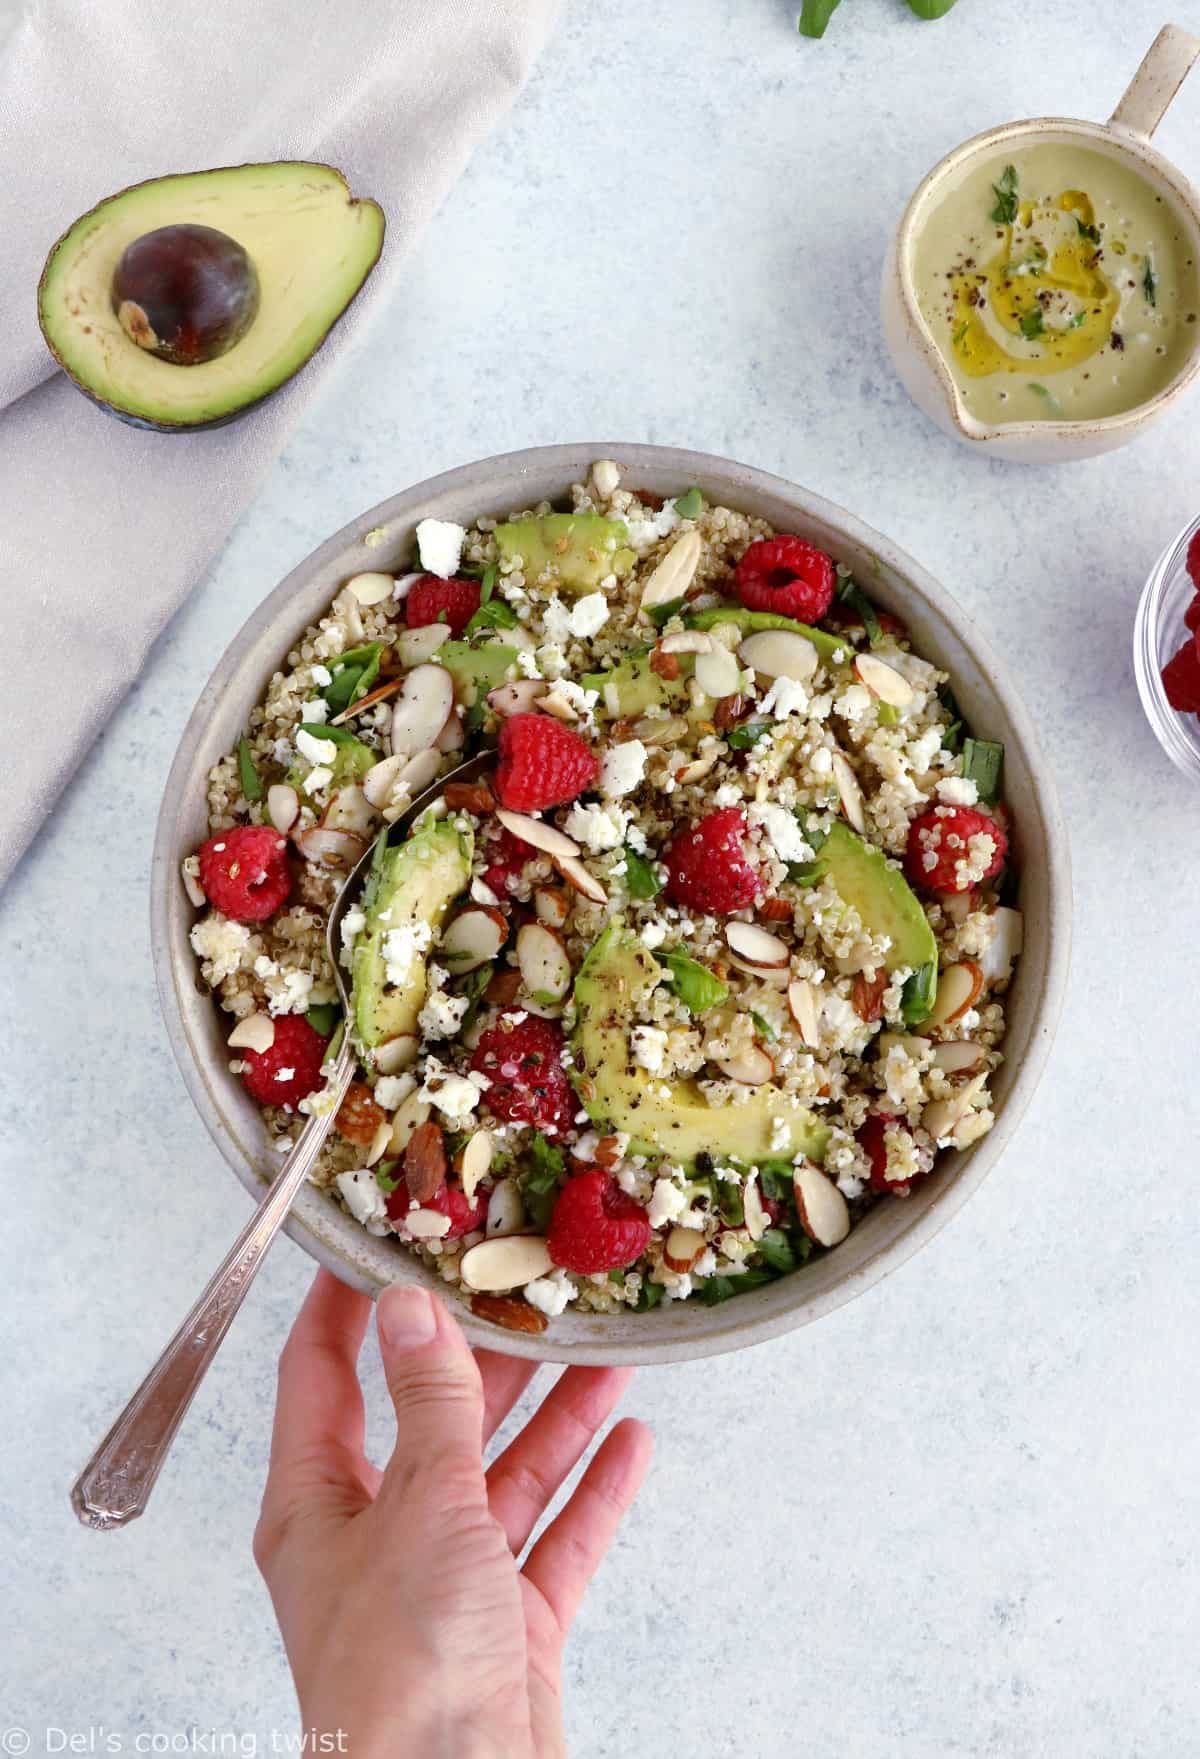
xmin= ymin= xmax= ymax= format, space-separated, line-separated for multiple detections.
xmin=882 ymin=25 xmax=1200 ymax=462
xmin=152 ymin=444 xmax=1071 ymax=1364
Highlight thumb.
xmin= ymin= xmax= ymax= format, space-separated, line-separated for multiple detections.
xmin=375 ymin=1284 xmax=487 ymax=1511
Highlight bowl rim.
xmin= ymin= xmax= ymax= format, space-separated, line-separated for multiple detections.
xmin=151 ymin=442 xmax=1072 ymax=1364
xmin=1133 ymin=509 xmax=1200 ymax=779
xmin=891 ymin=114 xmax=1200 ymax=446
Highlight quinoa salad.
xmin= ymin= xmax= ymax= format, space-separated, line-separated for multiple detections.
xmin=184 ymin=460 xmax=1024 ymax=1335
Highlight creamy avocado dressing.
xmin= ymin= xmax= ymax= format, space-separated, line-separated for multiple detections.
xmin=915 ymin=144 xmax=1198 ymax=423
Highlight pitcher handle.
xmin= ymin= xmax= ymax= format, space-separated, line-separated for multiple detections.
xmin=1109 ymin=23 xmax=1200 ymax=140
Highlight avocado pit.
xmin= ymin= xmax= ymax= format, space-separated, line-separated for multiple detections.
xmin=112 ymin=223 xmax=260 ymax=365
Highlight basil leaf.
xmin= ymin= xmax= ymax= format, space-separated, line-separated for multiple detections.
xmin=725 ymin=721 xmax=771 ymax=751
xmin=480 ymin=563 xmax=497 ymax=605
xmin=757 ymin=1228 xmax=797 ymax=1274
xmin=648 ymin=595 xmax=686 ymax=629
xmin=636 ymin=1280 xmax=665 ymax=1312
xmin=836 ymin=577 xmax=883 ymax=646
xmin=798 ymin=0 xmax=841 ymax=35
xmin=325 ymin=643 xmax=383 ymax=713
xmin=960 ymin=736 xmax=1004 ymax=806
xmin=306 ymin=1002 xmax=341 ymax=1037
xmin=937 ymin=684 xmax=964 ymax=753
xmin=795 ymin=811 xmax=827 ymax=854
xmin=464 ymin=597 xmax=518 ymax=638
xmin=1019 ymin=307 xmax=1045 ymax=340
xmin=673 ymin=486 xmax=704 ymax=519
xmin=237 ymin=735 xmax=264 ymax=802
xmin=374 ymin=1162 xmax=401 ymax=1195
xmin=624 ymin=845 xmax=663 ymax=899
xmin=656 ymin=950 xmax=729 ymax=1014
xmin=718 ymin=1180 xmax=745 ymax=1227
xmin=990 ymin=164 xmax=1019 ymax=225
xmin=757 ymin=1162 xmax=796 ymax=1204
xmin=520 ymin=1132 xmax=566 ymax=1234
xmin=901 ymin=961 xmax=937 ymax=1027
xmin=786 ymin=859 xmax=826 ymax=886
xmin=298 ymin=720 xmax=363 ymax=748
xmin=1143 ymin=256 xmax=1157 ymax=307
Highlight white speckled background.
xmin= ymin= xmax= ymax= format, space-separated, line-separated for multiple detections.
xmin=4 ymin=3 xmax=1200 ymax=1754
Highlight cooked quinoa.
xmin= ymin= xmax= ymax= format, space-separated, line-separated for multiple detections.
xmin=185 ymin=460 xmax=1024 ymax=1333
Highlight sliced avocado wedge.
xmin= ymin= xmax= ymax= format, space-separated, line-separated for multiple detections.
xmin=687 ymin=605 xmax=847 ymax=667
xmin=572 ymin=925 xmax=829 ymax=1166
xmin=494 ymin=514 xmax=635 ymax=593
xmin=819 ymin=822 xmax=938 ymax=1019
xmin=352 ymin=821 xmax=472 ymax=1050
xmin=431 ymin=640 xmax=518 ymax=701
xmin=38 ymin=162 xmax=384 ymax=431
xmin=581 ymin=650 xmax=676 ymax=719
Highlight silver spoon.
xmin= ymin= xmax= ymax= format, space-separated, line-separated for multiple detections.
xmin=71 ymin=750 xmax=496 ymax=1530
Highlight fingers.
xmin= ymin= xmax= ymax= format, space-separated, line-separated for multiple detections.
xmin=477 ymin=1349 xmax=540 ymax=1445
xmin=522 ymin=1417 xmax=653 ymax=1636
xmin=375 ymin=1284 xmax=488 ymax=1516
xmin=486 ymin=1366 xmax=634 ymax=1555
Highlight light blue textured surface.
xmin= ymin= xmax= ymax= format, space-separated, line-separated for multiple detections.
xmin=4 ymin=3 xmax=1200 ymax=1754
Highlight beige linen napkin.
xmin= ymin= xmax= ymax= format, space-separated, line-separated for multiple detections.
xmin=0 ymin=0 xmax=558 ymax=889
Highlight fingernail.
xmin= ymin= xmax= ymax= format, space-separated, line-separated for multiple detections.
xmin=378 ymin=1284 xmax=437 ymax=1351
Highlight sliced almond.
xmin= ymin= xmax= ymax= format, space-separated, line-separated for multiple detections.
xmin=459 ymin=1130 xmax=494 ymax=1204
xmin=941 ymin=889 xmax=976 ymax=926
xmin=922 ymin=1073 xmax=988 ymax=1143
xmin=485 ymin=1176 xmax=525 ymax=1237
xmin=392 ymin=747 xmax=443 ymax=801
xmin=495 ymin=809 xmax=581 ymax=861
xmin=657 ymin=629 xmax=714 ymax=655
xmin=366 ymin=1119 xmax=393 ymax=1167
xmin=344 ymin=570 xmax=395 ymax=606
xmin=471 ymin=877 xmax=501 ymax=907
xmin=517 ymin=922 xmax=573 ymax=1003
xmin=553 ymin=854 xmax=607 ymax=905
xmin=469 ymin=1293 xmax=549 ymax=1333
xmin=390 ymin=664 xmax=454 ymax=757
xmin=488 ymin=679 xmax=548 ymax=717
xmin=738 ymin=629 xmax=819 ymax=682
xmin=363 ymin=755 xmax=406 ymax=809
xmin=403 ymin=1208 xmax=452 ymax=1240
xmin=717 ymin=1042 xmax=775 ymax=1086
xmin=728 ymin=954 xmax=788 ymax=990
xmin=330 ymin=674 xmax=406 ymax=723
xmin=374 ymin=1034 xmax=419 ymax=1075
xmin=294 ymin=825 xmax=369 ymax=869
xmin=787 ymin=977 xmax=821 ymax=1046
xmin=876 ymin=1031 xmax=929 ymax=1060
xmin=663 ymin=1225 xmax=706 ymax=1273
xmin=674 ymin=747 xmax=720 ymax=786
xmin=534 ymin=885 xmax=569 ymax=928
xmin=591 ymin=459 xmax=621 ymax=498
xmin=228 ymin=1013 xmax=275 ymax=1054
xmin=441 ymin=905 xmax=508 ymax=973
xmin=742 ymin=1174 xmax=768 ymax=1242
xmin=694 ymin=645 xmax=742 ymax=700
xmin=931 ymin=1040 xmax=987 ymax=1075
xmin=537 ymin=690 xmax=581 ymax=722
xmin=793 ymin=1160 xmax=851 ymax=1248
xmin=396 ymin=624 xmax=450 ymax=667
xmin=631 ymin=713 xmax=689 ymax=747
xmin=855 ymin=652 xmax=914 ymax=707
xmin=404 ymin=1118 xmax=447 ymax=1203
xmin=435 ymin=711 xmax=465 ymax=753
xmin=979 ymin=907 xmax=1023 ymax=987
xmin=460 ymin=1234 xmax=554 ymax=1292
xmin=181 ymin=859 xmax=206 ymax=908
xmin=387 ymin=1091 xmax=431 ymax=1155
xmin=266 ymin=783 xmax=299 ymax=836
xmin=323 ymin=784 xmax=376 ymax=838
xmin=726 ymin=921 xmax=789 ymax=968
xmin=391 ymin=571 xmax=424 ymax=603
xmin=640 ymin=528 xmax=702 ymax=610
xmin=831 ymin=751 xmax=867 ymax=834
xmin=921 ymin=960 xmax=983 ymax=1030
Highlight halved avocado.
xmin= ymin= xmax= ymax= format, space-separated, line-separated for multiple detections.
xmin=818 ymin=823 xmax=938 ymax=1020
xmin=352 ymin=821 xmax=472 ymax=1051
xmin=494 ymin=514 xmax=635 ymax=593
xmin=38 ymin=162 xmax=384 ymax=431
xmin=572 ymin=925 xmax=829 ymax=1166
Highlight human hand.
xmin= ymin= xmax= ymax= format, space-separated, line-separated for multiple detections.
xmin=254 ymin=1270 xmax=652 ymax=1759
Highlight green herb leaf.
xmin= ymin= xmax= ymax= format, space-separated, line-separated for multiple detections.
xmin=757 ymin=1228 xmax=797 ymax=1274
xmin=1019 ymin=306 xmax=1045 ymax=340
xmin=374 ymin=1162 xmax=401 ymax=1195
xmin=325 ymin=643 xmax=383 ymax=713
xmin=520 ymin=1133 xmax=565 ymax=1232
xmin=786 ymin=859 xmax=827 ymax=886
xmin=877 ymin=702 xmax=899 ymax=728
xmin=907 ymin=0 xmax=958 ymax=14
xmin=757 ymin=1162 xmax=797 ymax=1205
xmin=480 ymin=563 xmax=497 ymax=605
xmin=960 ymin=736 xmax=1005 ymax=806
xmin=656 ymin=950 xmax=729 ymax=1014
xmin=1070 ymin=311 xmax=1087 ymax=328
xmin=937 ymin=684 xmax=965 ymax=753
xmin=306 ymin=1002 xmax=341 ymax=1037
xmin=647 ymin=595 xmax=686 ymax=629
xmin=464 ymin=597 xmax=518 ymax=638
xmin=952 ymin=320 xmax=969 ymax=347
xmin=717 ymin=1179 xmax=745 ymax=1227
xmin=636 ymin=1280 xmax=665 ymax=1312
xmin=795 ymin=811 xmax=828 ymax=854
xmin=1075 ymin=217 xmax=1101 ymax=245
xmin=236 ymin=735 xmax=264 ymax=803
xmin=836 ymin=576 xmax=883 ymax=646
xmin=624 ymin=845 xmax=663 ymax=899
xmin=749 ymin=1010 xmax=777 ymax=1043
xmin=1027 ymin=382 xmax=1063 ymax=415
xmin=673 ymin=486 xmax=704 ymax=520
xmin=298 ymin=720 xmax=363 ymax=748
xmin=725 ymin=721 xmax=771 ymax=751
xmin=1143 ymin=255 xmax=1157 ymax=307
xmin=990 ymin=165 xmax=1019 ymax=225
xmin=798 ymin=0 xmax=841 ymax=35
xmin=901 ymin=961 xmax=938 ymax=1026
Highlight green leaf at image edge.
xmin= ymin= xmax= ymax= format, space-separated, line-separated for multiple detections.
xmin=237 ymin=735 xmax=263 ymax=802
xmin=798 ymin=0 xmax=841 ymax=36
xmin=907 ymin=0 xmax=958 ymax=16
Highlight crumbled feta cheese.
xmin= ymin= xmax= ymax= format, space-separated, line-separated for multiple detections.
xmin=419 ymin=1059 xmax=486 ymax=1122
xmin=625 ymin=503 xmax=681 ymax=550
xmin=835 ymin=684 xmax=873 ymax=724
xmin=304 ymin=766 xmax=333 ymax=795
xmin=647 ymin=1178 xmax=688 ymax=1229
xmin=759 ymin=676 xmax=809 ymax=720
xmin=300 ymin=697 xmax=330 ymax=723
xmin=418 ymin=966 xmax=470 ymax=1041
xmin=748 ymin=802 xmax=813 ymax=865
xmin=810 ymin=747 xmax=833 ymax=777
xmin=631 ymin=1024 xmax=669 ymax=1074
xmin=374 ymin=1073 xmax=416 ymax=1111
xmin=415 ymin=518 xmax=466 ymax=579
xmin=296 ymin=727 xmax=337 ymax=766
xmin=639 ymin=920 xmax=667 ymax=951
xmin=569 ymin=592 xmax=609 ymax=639
xmin=275 ymin=1067 xmax=296 ymax=1083
xmin=563 ymin=801 xmax=626 ymax=852
xmin=936 ymin=775 xmax=980 ymax=807
xmin=541 ymin=596 xmax=572 ymax=646
xmin=382 ymin=920 xmax=433 ymax=989
xmin=340 ymin=906 xmax=366 ymax=966
xmin=335 ymin=1168 xmax=390 ymax=1235
xmin=516 ymin=648 xmax=543 ymax=679
xmin=189 ymin=915 xmax=256 ymax=983
xmin=263 ymin=967 xmax=315 ymax=1016
xmin=524 ymin=1270 xmax=572 ymax=1317
xmin=599 ymin=740 xmax=647 ymax=798
xmin=712 ymin=781 xmax=742 ymax=808
xmin=310 ymin=664 xmax=333 ymax=688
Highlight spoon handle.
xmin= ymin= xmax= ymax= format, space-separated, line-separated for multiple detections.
xmin=71 ymin=1042 xmax=355 ymax=1530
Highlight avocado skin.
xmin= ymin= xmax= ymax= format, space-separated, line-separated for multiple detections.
xmin=38 ymin=161 xmax=385 ymax=433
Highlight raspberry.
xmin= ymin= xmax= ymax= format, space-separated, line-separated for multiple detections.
xmin=481 ymin=823 xmax=532 ymax=898
xmin=404 ymin=575 xmax=481 ymax=635
xmin=470 ymin=1012 xmax=574 ymax=1138
xmin=1184 ymin=597 xmax=1200 ymax=635
xmin=240 ymin=1014 xmax=328 ymax=1110
xmin=494 ymin=713 xmax=599 ymax=813
xmin=1161 ymin=636 xmax=1200 ymax=710
xmin=858 ymin=1114 xmax=924 ymax=1196
xmin=547 ymin=1168 xmax=651 ymax=1274
xmin=734 ymin=535 xmax=836 ymax=624
xmin=197 ymin=825 xmax=291 ymax=923
xmin=387 ymin=1179 xmax=487 ymax=1238
xmin=904 ymin=805 xmax=1007 ymax=894
xmin=1187 ymin=528 xmax=1200 ymax=586
xmin=664 ymin=808 xmax=760 ymax=914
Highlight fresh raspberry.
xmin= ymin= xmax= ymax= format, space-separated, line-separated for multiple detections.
xmin=197 ymin=825 xmax=290 ymax=923
xmin=387 ymin=1179 xmax=487 ymax=1238
xmin=470 ymin=1012 xmax=574 ymax=1138
xmin=734 ymin=535 xmax=836 ymax=624
xmin=1187 ymin=528 xmax=1200 ymax=586
xmin=481 ymin=823 xmax=533 ymax=898
xmin=404 ymin=575 xmax=481 ymax=635
xmin=239 ymin=1014 xmax=328 ymax=1110
xmin=664 ymin=808 xmax=761 ymax=914
xmin=904 ymin=805 xmax=1007 ymax=894
xmin=1184 ymin=596 xmax=1200 ymax=635
xmin=1161 ymin=637 xmax=1200 ymax=710
xmin=858 ymin=1114 xmax=924 ymax=1196
xmin=547 ymin=1168 xmax=651 ymax=1274
xmin=494 ymin=713 xmax=599 ymax=813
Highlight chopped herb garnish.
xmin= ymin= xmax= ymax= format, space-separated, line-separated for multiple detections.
xmin=656 ymin=950 xmax=729 ymax=1014
xmin=1028 ymin=382 xmax=1063 ymax=415
xmin=937 ymin=683 xmax=964 ymax=752
xmin=374 ymin=1162 xmax=402 ymax=1196
xmin=717 ymin=1179 xmax=746 ymax=1227
xmin=479 ymin=563 xmax=497 ymax=604
xmin=306 ymin=1002 xmax=341 ymax=1037
xmin=836 ymin=576 xmax=883 ymax=646
xmin=989 ymin=164 xmax=1019 ymax=225
xmin=952 ymin=320 xmax=969 ymax=347
xmin=757 ymin=1228 xmax=797 ymax=1273
xmin=673 ymin=486 xmax=704 ymax=520
xmin=1070 ymin=311 xmax=1086 ymax=328
xmin=961 ymin=736 xmax=1004 ymax=805
xmin=636 ymin=1280 xmax=664 ymax=1312
xmin=795 ymin=811 xmax=828 ymax=854
xmin=877 ymin=702 xmax=899 ymax=727
xmin=236 ymin=735 xmax=263 ymax=802
xmin=520 ymin=1132 xmax=565 ymax=1232
xmin=1143 ymin=256 xmax=1157 ymax=306
xmin=725 ymin=720 xmax=771 ymax=751
xmin=699 ymin=1267 xmax=776 ymax=1305
xmin=1019 ymin=306 xmax=1045 ymax=340
xmin=324 ymin=642 xmax=383 ymax=713
xmin=757 ymin=1162 xmax=796 ymax=1205
xmin=786 ymin=858 xmax=826 ymax=886
xmin=647 ymin=595 xmax=686 ymax=629
xmin=901 ymin=961 xmax=937 ymax=1027
xmin=749 ymin=1010 xmax=777 ymax=1043
xmin=624 ymin=845 xmax=663 ymax=899
xmin=1075 ymin=217 xmax=1101 ymax=244
xmin=464 ymin=597 xmax=518 ymax=638
xmin=299 ymin=720 xmax=362 ymax=747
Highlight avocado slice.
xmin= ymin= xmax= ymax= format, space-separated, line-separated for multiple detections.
xmin=581 ymin=651 xmax=678 ymax=719
xmin=819 ymin=823 xmax=938 ymax=1017
xmin=430 ymin=640 xmax=519 ymax=702
xmin=352 ymin=821 xmax=472 ymax=1050
xmin=38 ymin=162 xmax=384 ymax=431
xmin=687 ymin=605 xmax=848 ymax=667
xmin=572 ymin=925 xmax=829 ymax=1166
xmin=494 ymin=514 xmax=635 ymax=593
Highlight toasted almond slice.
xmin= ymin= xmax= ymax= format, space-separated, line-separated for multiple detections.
xmin=441 ymin=905 xmax=508 ymax=973
xmin=534 ymin=885 xmax=569 ymax=927
xmin=460 ymin=1130 xmax=494 ymax=1205
xmin=717 ymin=1042 xmax=775 ymax=1086
xmin=404 ymin=1208 xmax=453 ymax=1240
xmin=460 ymin=1234 xmax=554 ymax=1292
xmin=495 ymin=809 xmax=581 ymax=861
xmin=657 ymin=629 xmax=714 ymax=655
xmin=922 ymin=1072 xmax=989 ymax=1143
xmin=485 ymin=1176 xmax=525 ymax=1238
xmin=396 ymin=623 xmax=450 ymax=667
xmin=787 ymin=977 xmax=821 ymax=1046
xmin=630 ymin=713 xmax=689 ymax=747
xmin=831 ymin=751 xmax=867 ymax=834
xmin=323 ymin=784 xmax=376 ymax=838
xmin=264 ymin=783 xmax=299 ymax=836
xmin=728 ymin=954 xmax=789 ymax=990
xmin=674 ymin=747 xmax=720 ymax=785
xmin=554 ymin=854 xmax=607 ymax=905
xmin=332 ymin=588 xmax=365 ymax=643
xmin=391 ymin=664 xmax=455 ymax=757
xmin=876 ymin=1031 xmax=929 ymax=1060
xmin=921 ymin=959 xmax=984 ymax=1030
xmin=738 ymin=629 xmax=819 ymax=682
xmin=393 ymin=747 xmax=443 ymax=800
xmin=663 ymin=1225 xmax=706 ymax=1273
xmin=374 ymin=1034 xmax=419 ymax=1075
xmin=694 ymin=645 xmax=742 ymax=699
xmin=436 ymin=711 xmax=465 ymax=753
xmin=640 ymin=528 xmax=703 ymax=610
xmin=726 ymin=921 xmax=789 ymax=968
xmin=538 ymin=690 xmax=580 ymax=722
xmin=181 ymin=859 xmax=206 ymax=908
xmin=344 ymin=570 xmax=395 ymax=606
xmin=978 ymin=907 xmax=1023 ymax=986
xmin=517 ymin=922 xmax=573 ymax=1003
xmin=793 ymin=1160 xmax=850 ymax=1248
xmin=387 ymin=1092 xmax=431 ymax=1155
xmin=330 ymin=674 xmax=406 ymax=723
xmin=294 ymin=825 xmax=369 ymax=869
xmin=742 ymin=1174 xmax=768 ymax=1242
xmin=228 ymin=1012 xmax=275 ymax=1054
xmin=488 ymin=679 xmax=548 ymax=717
xmin=366 ymin=1118 xmax=393 ymax=1167
xmin=931 ymin=1040 xmax=987 ymax=1075
xmin=362 ymin=755 xmax=405 ymax=809
xmin=855 ymin=652 xmax=914 ymax=707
